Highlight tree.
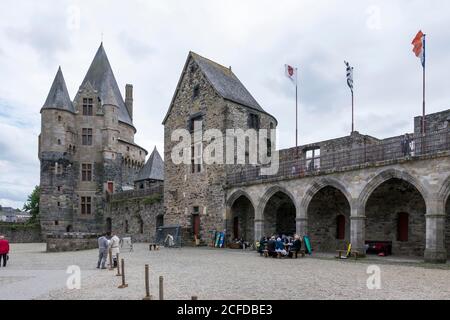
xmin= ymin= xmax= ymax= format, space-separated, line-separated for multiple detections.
xmin=23 ymin=186 xmax=40 ymax=224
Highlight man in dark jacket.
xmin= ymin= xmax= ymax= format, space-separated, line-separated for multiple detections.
xmin=266 ymin=236 xmax=277 ymax=257
xmin=288 ymin=234 xmax=302 ymax=258
xmin=0 ymin=235 xmax=10 ymax=267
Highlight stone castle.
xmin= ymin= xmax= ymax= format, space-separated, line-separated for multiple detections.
xmin=39 ymin=44 xmax=450 ymax=262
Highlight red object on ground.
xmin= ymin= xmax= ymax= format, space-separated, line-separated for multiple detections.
xmin=0 ymin=239 xmax=10 ymax=254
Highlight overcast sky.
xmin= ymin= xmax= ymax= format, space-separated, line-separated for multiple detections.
xmin=0 ymin=0 xmax=449 ymax=209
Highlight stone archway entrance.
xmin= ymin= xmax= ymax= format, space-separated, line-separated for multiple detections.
xmin=263 ymin=191 xmax=296 ymax=237
xmin=307 ymin=186 xmax=351 ymax=252
xmin=228 ymin=195 xmax=255 ymax=242
xmin=365 ymin=178 xmax=426 ymax=257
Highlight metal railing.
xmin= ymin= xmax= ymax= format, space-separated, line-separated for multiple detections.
xmin=227 ymin=130 xmax=450 ymax=185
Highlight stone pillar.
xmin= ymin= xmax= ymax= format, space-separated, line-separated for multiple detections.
xmin=254 ymin=219 xmax=264 ymax=242
xmin=350 ymin=215 xmax=366 ymax=257
xmin=296 ymin=217 xmax=307 ymax=236
xmin=424 ymin=199 xmax=447 ymax=263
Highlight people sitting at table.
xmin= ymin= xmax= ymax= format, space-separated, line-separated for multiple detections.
xmin=266 ymin=236 xmax=277 ymax=257
xmin=275 ymin=237 xmax=288 ymax=257
xmin=288 ymin=234 xmax=302 ymax=258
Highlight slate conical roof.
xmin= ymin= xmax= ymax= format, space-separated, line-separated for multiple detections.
xmin=77 ymin=43 xmax=133 ymax=126
xmin=42 ymin=67 xmax=75 ymax=113
xmin=135 ymin=147 xmax=164 ymax=182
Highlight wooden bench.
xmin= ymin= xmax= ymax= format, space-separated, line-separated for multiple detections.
xmin=149 ymin=243 xmax=159 ymax=251
xmin=336 ymin=250 xmax=360 ymax=260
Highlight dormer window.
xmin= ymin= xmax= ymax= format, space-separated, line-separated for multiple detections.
xmin=306 ymin=147 xmax=321 ymax=171
xmin=82 ymin=98 xmax=94 ymax=116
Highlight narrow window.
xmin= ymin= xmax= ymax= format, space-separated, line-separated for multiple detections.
xmin=58 ymin=115 xmax=62 ymax=122
xmin=125 ymin=220 xmax=129 ymax=233
xmin=82 ymin=128 xmax=93 ymax=145
xmin=55 ymin=220 xmax=59 ymax=226
xmin=81 ymin=164 xmax=92 ymax=182
xmin=81 ymin=197 xmax=92 ymax=215
xmin=397 ymin=213 xmax=409 ymax=242
xmin=193 ymin=85 xmax=200 ymax=99
xmin=57 ymin=139 xmax=61 ymax=145
xmin=336 ymin=215 xmax=346 ymax=240
xmin=82 ymin=98 xmax=93 ymax=116
xmin=139 ymin=218 xmax=144 ymax=234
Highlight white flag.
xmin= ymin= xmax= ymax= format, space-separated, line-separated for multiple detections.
xmin=344 ymin=61 xmax=354 ymax=92
xmin=285 ymin=64 xmax=297 ymax=84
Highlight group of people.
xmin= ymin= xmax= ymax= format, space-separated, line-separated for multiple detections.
xmin=97 ymin=232 xmax=121 ymax=269
xmin=0 ymin=235 xmax=10 ymax=268
xmin=258 ymin=234 xmax=303 ymax=258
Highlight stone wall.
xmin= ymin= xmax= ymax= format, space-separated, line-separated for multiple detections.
xmin=105 ymin=183 xmax=164 ymax=243
xmin=0 ymin=224 xmax=42 ymax=243
xmin=46 ymin=233 xmax=99 ymax=252
xmin=414 ymin=109 xmax=450 ymax=134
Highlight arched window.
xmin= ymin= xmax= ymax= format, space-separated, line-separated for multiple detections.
xmin=397 ymin=212 xmax=409 ymax=242
xmin=336 ymin=215 xmax=346 ymax=240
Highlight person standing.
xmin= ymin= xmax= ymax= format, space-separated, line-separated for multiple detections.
xmin=109 ymin=233 xmax=120 ymax=268
xmin=97 ymin=233 xmax=110 ymax=269
xmin=0 ymin=235 xmax=10 ymax=268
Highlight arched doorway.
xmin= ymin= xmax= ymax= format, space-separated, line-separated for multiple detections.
xmin=106 ymin=218 xmax=112 ymax=234
xmin=229 ymin=195 xmax=255 ymax=242
xmin=66 ymin=225 xmax=73 ymax=233
xmin=263 ymin=191 xmax=295 ymax=237
xmin=307 ymin=186 xmax=351 ymax=252
xmin=365 ymin=178 xmax=426 ymax=257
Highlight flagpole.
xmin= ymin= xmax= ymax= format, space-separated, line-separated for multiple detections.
xmin=352 ymin=90 xmax=354 ymax=133
xmin=422 ymin=34 xmax=426 ymax=135
xmin=295 ymin=68 xmax=298 ymax=148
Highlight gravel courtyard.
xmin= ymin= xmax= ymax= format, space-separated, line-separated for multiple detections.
xmin=1 ymin=243 xmax=450 ymax=300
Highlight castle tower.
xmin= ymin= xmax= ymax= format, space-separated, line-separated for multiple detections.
xmin=39 ymin=67 xmax=77 ymax=233
xmin=163 ymin=52 xmax=277 ymax=244
xmin=39 ymin=43 xmax=147 ymax=235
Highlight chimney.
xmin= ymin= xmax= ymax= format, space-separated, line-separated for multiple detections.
xmin=125 ymin=84 xmax=133 ymax=120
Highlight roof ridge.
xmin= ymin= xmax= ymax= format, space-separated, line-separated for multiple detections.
xmin=190 ymin=51 xmax=233 ymax=75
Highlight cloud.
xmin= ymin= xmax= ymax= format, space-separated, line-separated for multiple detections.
xmin=1 ymin=0 xmax=450 ymax=207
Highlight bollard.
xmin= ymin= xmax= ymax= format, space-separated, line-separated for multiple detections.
xmin=116 ymin=253 xmax=121 ymax=276
xmin=159 ymin=276 xmax=164 ymax=300
xmin=191 ymin=296 xmax=198 ymax=300
xmin=118 ymin=258 xmax=128 ymax=289
xmin=143 ymin=264 xmax=152 ymax=300
xmin=108 ymin=248 xmax=114 ymax=270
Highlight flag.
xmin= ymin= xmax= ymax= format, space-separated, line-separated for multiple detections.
xmin=285 ymin=64 xmax=297 ymax=84
xmin=344 ymin=61 xmax=354 ymax=92
xmin=412 ymin=30 xmax=425 ymax=67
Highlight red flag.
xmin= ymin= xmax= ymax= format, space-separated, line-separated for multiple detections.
xmin=412 ymin=30 xmax=424 ymax=57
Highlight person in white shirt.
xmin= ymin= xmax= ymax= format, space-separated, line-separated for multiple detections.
xmin=109 ymin=233 xmax=120 ymax=267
